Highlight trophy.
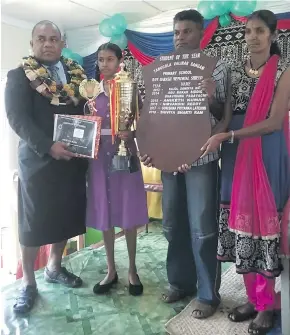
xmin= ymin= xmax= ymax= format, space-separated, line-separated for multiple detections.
xmin=79 ymin=79 xmax=101 ymax=115
xmin=109 ymin=63 xmax=139 ymax=173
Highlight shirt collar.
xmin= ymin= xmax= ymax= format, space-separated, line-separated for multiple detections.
xmin=100 ymin=80 xmax=108 ymax=97
xmin=42 ymin=61 xmax=62 ymax=69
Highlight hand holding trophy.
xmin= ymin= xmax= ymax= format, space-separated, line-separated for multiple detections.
xmin=109 ymin=63 xmax=139 ymax=173
xmin=79 ymin=79 xmax=101 ymax=115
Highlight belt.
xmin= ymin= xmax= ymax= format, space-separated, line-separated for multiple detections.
xmin=101 ymin=129 xmax=112 ymax=135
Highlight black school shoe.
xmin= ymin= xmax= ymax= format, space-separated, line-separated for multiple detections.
xmin=93 ymin=273 xmax=118 ymax=294
xmin=129 ymin=274 xmax=143 ymax=296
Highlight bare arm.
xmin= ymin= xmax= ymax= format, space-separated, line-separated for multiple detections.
xmin=200 ymin=66 xmax=290 ymax=157
xmin=226 ymin=66 xmax=290 ymax=140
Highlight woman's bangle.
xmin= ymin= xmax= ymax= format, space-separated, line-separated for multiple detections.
xmin=228 ymin=130 xmax=235 ymax=143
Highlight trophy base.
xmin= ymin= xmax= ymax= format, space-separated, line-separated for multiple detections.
xmin=111 ymin=154 xmax=139 ymax=173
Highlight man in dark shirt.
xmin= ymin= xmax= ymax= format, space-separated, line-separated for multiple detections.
xmin=141 ymin=10 xmax=231 ymax=319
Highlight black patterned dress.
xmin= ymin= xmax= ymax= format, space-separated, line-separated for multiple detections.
xmin=217 ymin=59 xmax=290 ymax=278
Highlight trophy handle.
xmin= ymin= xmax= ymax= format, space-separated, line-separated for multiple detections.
xmin=84 ymin=100 xmax=97 ymax=116
xmin=83 ymin=101 xmax=90 ymax=115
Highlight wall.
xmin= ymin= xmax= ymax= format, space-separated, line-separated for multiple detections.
xmin=65 ymin=25 xmax=109 ymax=57
xmin=0 ymin=22 xmax=31 ymax=275
xmin=0 ymin=22 xmax=30 ymax=172
xmin=1 ymin=23 xmax=31 ymax=71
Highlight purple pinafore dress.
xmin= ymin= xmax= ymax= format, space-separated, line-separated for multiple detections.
xmin=86 ymin=83 xmax=148 ymax=231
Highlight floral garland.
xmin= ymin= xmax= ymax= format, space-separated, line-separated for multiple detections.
xmin=22 ymin=56 xmax=87 ymax=105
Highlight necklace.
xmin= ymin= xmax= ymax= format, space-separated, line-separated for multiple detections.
xmin=248 ymin=58 xmax=269 ymax=75
xmin=22 ymin=56 xmax=87 ymax=105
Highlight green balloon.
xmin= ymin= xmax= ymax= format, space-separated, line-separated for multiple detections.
xmin=197 ymin=0 xmax=216 ymax=20
xmin=62 ymin=48 xmax=73 ymax=58
xmin=110 ymin=14 xmax=127 ymax=35
xmin=219 ymin=13 xmax=232 ymax=27
xmin=110 ymin=34 xmax=128 ymax=50
xmin=99 ymin=18 xmax=113 ymax=37
xmin=209 ymin=0 xmax=229 ymax=17
xmin=223 ymin=0 xmax=234 ymax=12
xmin=71 ymin=53 xmax=83 ymax=66
xmin=231 ymin=0 xmax=257 ymax=16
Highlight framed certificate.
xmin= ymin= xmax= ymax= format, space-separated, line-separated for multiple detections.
xmin=53 ymin=114 xmax=102 ymax=159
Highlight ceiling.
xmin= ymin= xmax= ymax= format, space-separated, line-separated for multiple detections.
xmin=1 ymin=0 xmax=198 ymax=30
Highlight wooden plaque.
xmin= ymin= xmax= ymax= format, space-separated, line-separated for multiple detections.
xmin=136 ymin=49 xmax=218 ymax=172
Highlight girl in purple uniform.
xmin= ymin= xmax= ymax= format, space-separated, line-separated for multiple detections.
xmin=86 ymin=43 xmax=148 ymax=296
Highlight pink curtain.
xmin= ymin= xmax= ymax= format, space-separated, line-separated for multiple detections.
xmin=16 ymin=245 xmax=51 ymax=279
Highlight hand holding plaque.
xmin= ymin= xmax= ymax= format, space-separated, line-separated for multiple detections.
xmin=50 ymin=142 xmax=76 ymax=161
xmin=198 ymin=78 xmax=216 ymax=100
xmin=53 ymin=114 xmax=102 ymax=159
xmin=109 ymin=63 xmax=139 ymax=173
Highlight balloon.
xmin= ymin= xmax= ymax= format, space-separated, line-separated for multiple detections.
xmin=224 ymin=1 xmax=235 ymax=12
xmin=110 ymin=14 xmax=127 ymax=35
xmin=219 ymin=13 xmax=232 ymax=27
xmin=71 ymin=53 xmax=83 ymax=66
xmin=209 ymin=0 xmax=229 ymax=17
xmin=99 ymin=18 xmax=114 ymax=37
xmin=62 ymin=48 xmax=73 ymax=58
xmin=110 ymin=34 xmax=128 ymax=50
xmin=231 ymin=0 xmax=257 ymax=16
xmin=197 ymin=0 xmax=216 ymax=20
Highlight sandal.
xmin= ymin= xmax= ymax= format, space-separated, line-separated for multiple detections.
xmin=161 ymin=289 xmax=189 ymax=303
xmin=13 ymin=285 xmax=38 ymax=314
xmin=191 ymin=300 xmax=219 ymax=319
xmin=248 ymin=311 xmax=274 ymax=334
xmin=44 ymin=267 xmax=83 ymax=288
xmin=228 ymin=304 xmax=257 ymax=322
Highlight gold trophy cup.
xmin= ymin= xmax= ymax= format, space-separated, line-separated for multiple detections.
xmin=109 ymin=63 xmax=139 ymax=173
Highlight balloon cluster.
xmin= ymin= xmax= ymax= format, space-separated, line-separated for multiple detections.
xmin=62 ymin=48 xmax=84 ymax=66
xmin=197 ymin=0 xmax=257 ymax=27
xmin=99 ymin=14 xmax=128 ymax=50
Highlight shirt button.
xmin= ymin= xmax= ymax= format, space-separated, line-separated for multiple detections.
xmin=107 ymin=103 xmax=110 ymax=107
xmin=106 ymin=114 xmax=109 ymax=118
xmin=107 ymin=152 xmax=110 ymax=155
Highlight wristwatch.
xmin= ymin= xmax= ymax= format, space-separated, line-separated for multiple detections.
xmin=228 ymin=130 xmax=235 ymax=143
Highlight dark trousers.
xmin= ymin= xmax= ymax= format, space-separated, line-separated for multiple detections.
xmin=162 ymin=161 xmax=221 ymax=305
